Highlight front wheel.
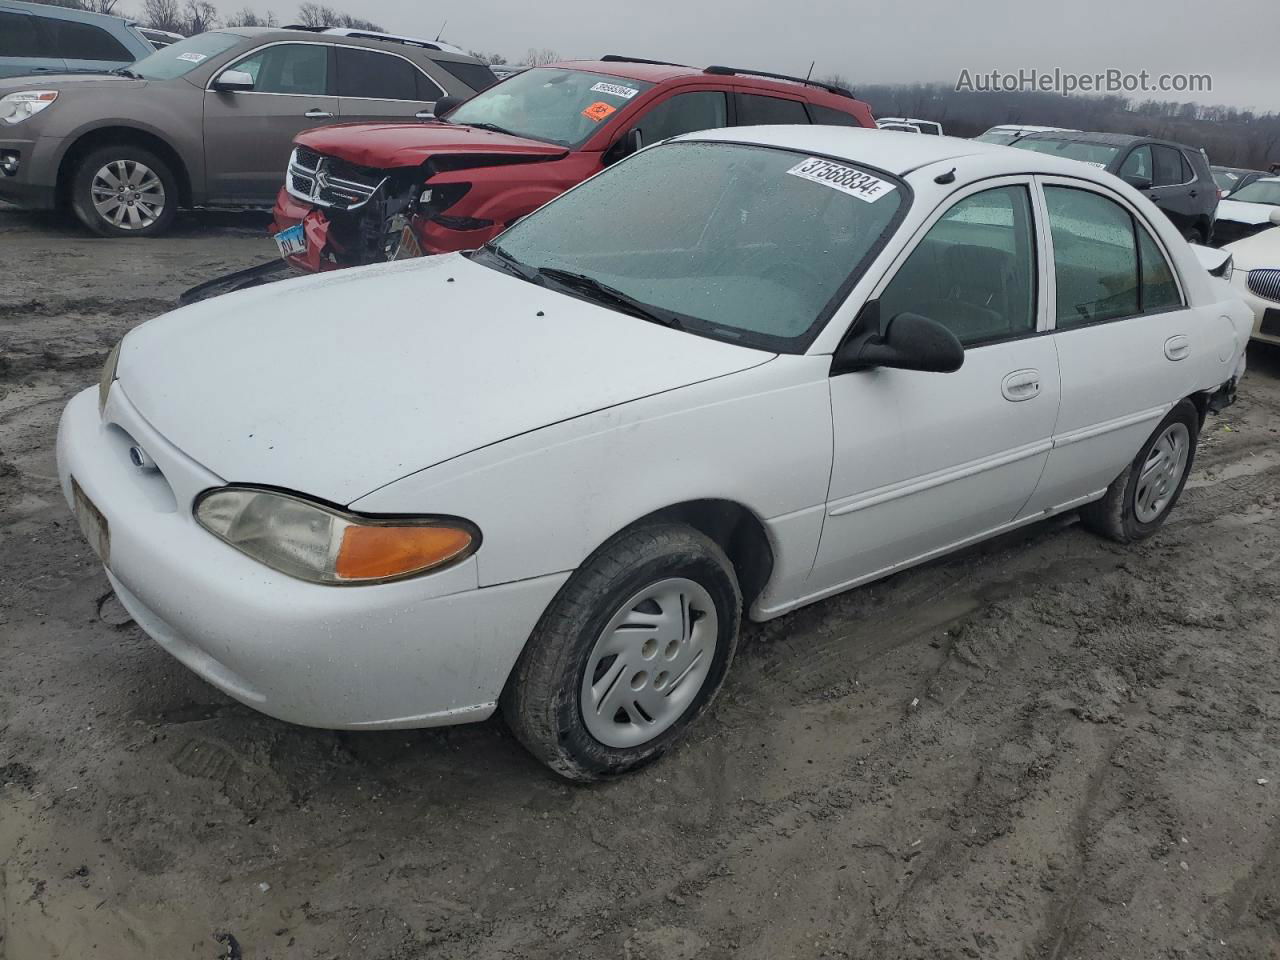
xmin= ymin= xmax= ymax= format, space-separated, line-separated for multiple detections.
xmin=502 ymin=523 xmax=742 ymax=782
xmin=1079 ymin=399 xmax=1199 ymax=543
xmin=70 ymin=145 xmax=178 ymax=238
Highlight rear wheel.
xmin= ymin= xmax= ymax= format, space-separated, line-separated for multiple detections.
xmin=70 ymin=145 xmax=177 ymax=238
xmin=502 ymin=523 xmax=741 ymax=781
xmin=1079 ymin=399 xmax=1199 ymax=543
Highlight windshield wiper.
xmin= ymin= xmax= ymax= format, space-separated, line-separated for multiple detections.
xmin=476 ymin=242 xmax=542 ymax=283
xmin=112 ymin=67 xmax=140 ymax=78
xmin=466 ymin=121 xmax=517 ymax=136
xmin=536 ymin=268 xmax=684 ymax=330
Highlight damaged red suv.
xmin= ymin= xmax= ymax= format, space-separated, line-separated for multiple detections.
xmin=271 ymin=56 xmax=876 ymax=272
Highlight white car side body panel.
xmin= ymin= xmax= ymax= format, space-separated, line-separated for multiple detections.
xmin=351 ymin=355 xmax=835 ymax=618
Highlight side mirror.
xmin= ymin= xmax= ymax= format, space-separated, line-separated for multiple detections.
xmin=211 ymin=69 xmax=254 ymax=92
xmin=432 ymin=95 xmax=465 ymax=119
xmin=603 ymin=128 xmax=643 ymax=166
xmin=1122 ymin=173 xmax=1153 ymax=191
xmin=1270 ymin=209 xmax=1280 ymax=227
xmin=833 ymin=305 xmax=964 ymax=375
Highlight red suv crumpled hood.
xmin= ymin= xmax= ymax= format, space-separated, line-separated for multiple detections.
xmin=295 ymin=122 xmax=570 ymax=169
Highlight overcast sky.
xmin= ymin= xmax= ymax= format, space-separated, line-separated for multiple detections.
xmin=247 ymin=0 xmax=1277 ymax=111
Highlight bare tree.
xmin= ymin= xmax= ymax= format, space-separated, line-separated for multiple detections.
xmin=225 ymin=6 xmax=278 ymax=26
xmin=468 ymin=51 xmax=509 ymax=65
xmin=524 ymin=48 xmax=560 ymax=66
xmin=139 ymin=0 xmax=183 ymax=32
xmin=181 ymin=0 xmax=218 ymax=33
xmin=296 ymin=2 xmax=382 ymax=31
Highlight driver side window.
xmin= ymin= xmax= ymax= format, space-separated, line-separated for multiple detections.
xmin=230 ymin=43 xmax=329 ymax=95
xmin=877 ymin=185 xmax=1038 ymax=347
xmin=632 ymin=92 xmax=728 ymax=145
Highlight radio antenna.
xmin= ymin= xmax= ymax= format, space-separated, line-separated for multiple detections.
xmin=435 ymin=19 xmax=447 ymax=41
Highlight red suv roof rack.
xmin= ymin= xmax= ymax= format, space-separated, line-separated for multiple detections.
xmin=599 ymin=54 xmax=693 ymax=68
xmin=702 ymin=65 xmax=855 ymax=99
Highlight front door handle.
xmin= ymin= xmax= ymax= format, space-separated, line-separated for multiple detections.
xmin=1165 ymin=335 xmax=1190 ymax=361
xmin=304 ymin=109 xmax=334 ymax=119
xmin=415 ymin=107 xmax=436 ymax=120
xmin=1001 ymin=368 xmax=1041 ymax=402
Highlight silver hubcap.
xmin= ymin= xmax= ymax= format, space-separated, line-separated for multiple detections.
xmin=91 ymin=160 xmax=165 ymax=230
xmin=1135 ymin=422 xmax=1190 ymax=523
xmin=581 ymin=577 xmax=718 ymax=749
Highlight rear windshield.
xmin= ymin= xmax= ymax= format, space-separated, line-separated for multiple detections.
xmin=129 ymin=31 xmax=241 ymax=80
xmin=446 ymin=67 xmax=654 ymax=147
xmin=1011 ymin=138 xmax=1121 ymax=168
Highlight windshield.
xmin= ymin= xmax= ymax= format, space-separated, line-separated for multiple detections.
xmin=1213 ymin=170 xmax=1240 ymax=191
xmin=446 ymin=68 xmax=654 ymax=146
xmin=974 ymin=132 xmax=1019 ymax=145
xmin=487 ymin=141 xmax=906 ymax=352
xmin=129 ymin=31 xmax=242 ymax=80
xmin=1011 ymin=138 xmax=1121 ymax=168
xmin=1227 ymin=180 xmax=1280 ymax=206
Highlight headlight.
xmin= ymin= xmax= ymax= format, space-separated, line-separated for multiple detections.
xmin=0 ymin=91 xmax=59 ymax=125
xmin=1212 ymin=254 xmax=1234 ymax=283
xmin=99 ymin=340 xmax=121 ymax=415
xmin=194 ymin=487 xmax=479 ymax=585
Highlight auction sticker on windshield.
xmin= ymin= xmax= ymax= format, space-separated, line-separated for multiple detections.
xmin=582 ymin=101 xmax=617 ymax=122
xmin=787 ymin=158 xmax=896 ymax=203
xmin=176 ymin=52 xmax=208 ymax=63
xmin=590 ymin=81 xmax=640 ymax=100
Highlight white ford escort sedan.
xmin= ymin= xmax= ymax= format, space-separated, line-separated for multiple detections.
xmin=58 ymin=127 xmax=1252 ymax=780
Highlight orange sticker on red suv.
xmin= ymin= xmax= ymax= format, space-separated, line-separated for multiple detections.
xmin=582 ymin=101 xmax=617 ymax=123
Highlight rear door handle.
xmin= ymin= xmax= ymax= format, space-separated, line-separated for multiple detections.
xmin=1001 ymin=368 xmax=1041 ymax=402
xmin=304 ymin=109 xmax=334 ymax=119
xmin=1165 ymin=335 xmax=1190 ymax=361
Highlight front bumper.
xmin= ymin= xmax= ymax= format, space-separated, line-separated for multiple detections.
xmin=56 ymin=384 xmax=569 ymax=729
xmin=0 ymin=133 xmax=60 ymax=209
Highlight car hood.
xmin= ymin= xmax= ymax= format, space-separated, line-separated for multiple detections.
xmin=295 ymin=121 xmax=569 ymax=169
xmin=1223 ymin=225 xmax=1280 ymax=268
xmin=118 ymin=254 xmax=773 ymax=505
xmin=0 ymin=73 xmax=146 ymax=93
xmin=1216 ymin=199 xmax=1278 ymax=226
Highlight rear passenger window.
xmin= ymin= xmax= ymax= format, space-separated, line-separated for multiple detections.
xmin=1045 ymin=187 xmax=1139 ymax=326
xmin=337 ymin=48 xmax=420 ymax=101
xmin=807 ymin=104 xmax=862 ymax=127
xmin=736 ymin=94 xmax=809 ymax=126
xmin=46 ymin=19 xmax=132 ymax=61
xmin=0 ymin=12 xmax=47 ymax=57
xmin=1138 ymin=227 xmax=1182 ymax=311
xmin=633 ymin=92 xmax=727 ymax=144
xmin=434 ymin=59 xmax=497 ymax=92
xmin=877 ymin=185 xmax=1037 ymax=347
xmin=1152 ymin=145 xmax=1186 ymax=186
xmin=1119 ymin=146 xmax=1152 ymax=181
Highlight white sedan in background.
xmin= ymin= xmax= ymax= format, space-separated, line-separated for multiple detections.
xmin=58 ymin=128 xmax=1252 ymax=780
xmin=1223 ymin=211 xmax=1280 ymax=345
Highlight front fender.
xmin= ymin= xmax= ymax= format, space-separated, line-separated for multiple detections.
xmin=349 ymin=355 xmax=834 ymax=607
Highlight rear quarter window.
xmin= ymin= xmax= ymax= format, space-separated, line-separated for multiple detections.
xmin=46 ymin=18 xmax=133 ymax=61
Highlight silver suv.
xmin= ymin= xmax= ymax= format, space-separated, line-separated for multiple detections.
xmin=0 ymin=26 xmax=495 ymax=236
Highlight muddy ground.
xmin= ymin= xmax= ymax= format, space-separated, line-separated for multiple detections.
xmin=2 ymin=204 xmax=1279 ymax=960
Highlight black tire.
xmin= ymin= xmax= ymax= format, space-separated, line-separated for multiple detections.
xmin=502 ymin=523 xmax=742 ymax=782
xmin=70 ymin=144 xmax=178 ymax=238
xmin=1079 ymin=399 xmax=1199 ymax=543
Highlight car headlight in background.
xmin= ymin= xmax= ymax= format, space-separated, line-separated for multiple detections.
xmin=0 ymin=91 xmax=59 ymax=125
xmin=99 ymin=340 xmax=121 ymax=414
xmin=195 ymin=487 xmax=479 ymax=585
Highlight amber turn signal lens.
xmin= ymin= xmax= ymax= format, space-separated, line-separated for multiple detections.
xmin=335 ymin=525 xmax=473 ymax=582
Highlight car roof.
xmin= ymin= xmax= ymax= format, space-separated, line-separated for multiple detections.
xmin=680 ymin=126 xmax=1016 ymax=174
xmin=217 ymin=26 xmax=483 ymax=63
xmin=548 ymin=58 xmax=860 ymax=102
xmin=2 ymin=0 xmax=135 ymax=27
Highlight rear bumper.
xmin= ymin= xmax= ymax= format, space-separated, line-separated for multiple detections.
xmin=56 ymin=383 xmax=569 ymax=730
xmin=0 ymin=133 xmax=61 ymax=209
